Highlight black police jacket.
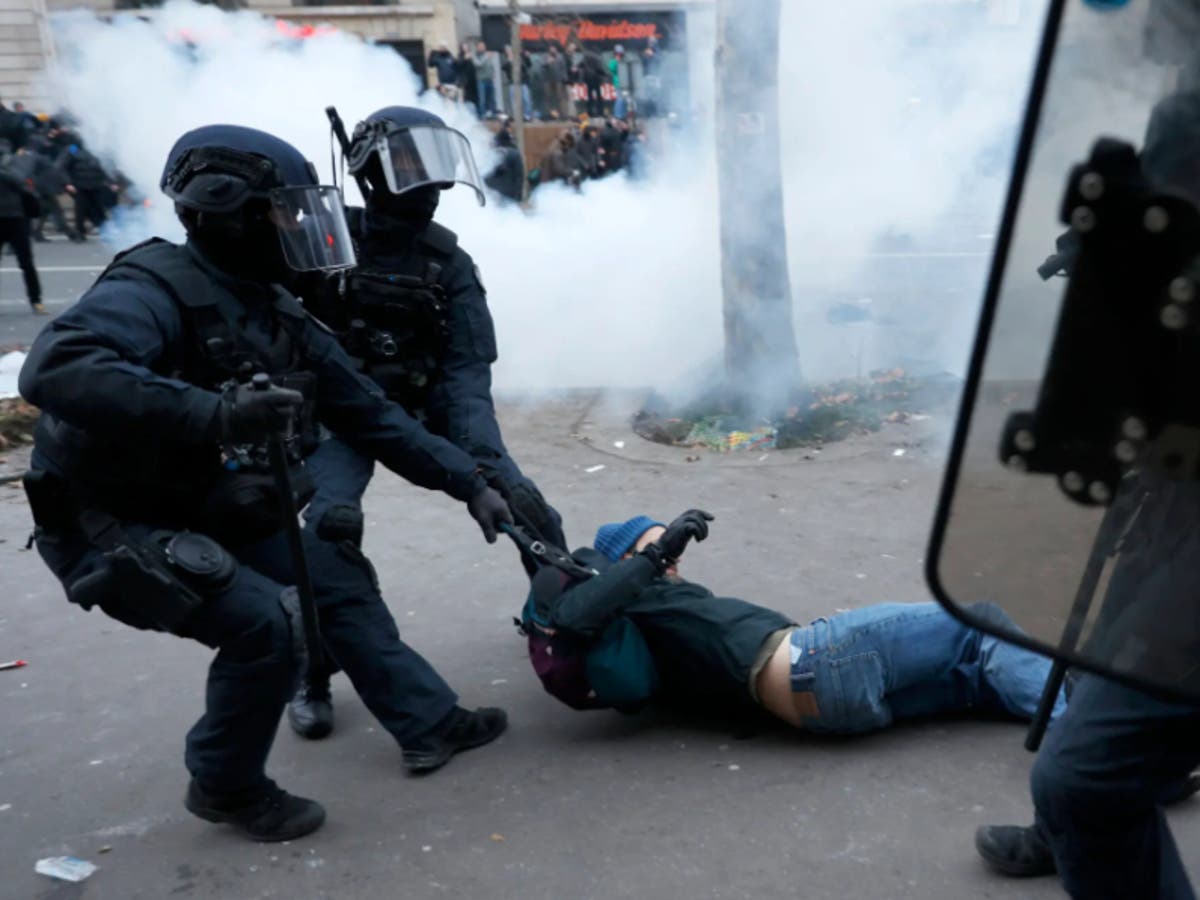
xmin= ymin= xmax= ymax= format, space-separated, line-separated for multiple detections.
xmin=309 ymin=212 xmax=525 ymax=488
xmin=20 ymin=239 xmax=487 ymax=528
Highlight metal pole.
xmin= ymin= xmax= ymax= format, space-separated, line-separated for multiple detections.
xmin=508 ymin=0 xmax=529 ymax=203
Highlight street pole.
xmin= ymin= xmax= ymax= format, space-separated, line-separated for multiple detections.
xmin=508 ymin=0 xmax=529 ymax=203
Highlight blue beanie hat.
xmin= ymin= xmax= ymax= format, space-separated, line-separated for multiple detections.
xmin=594 ymin=515 xmax=665 ymax=562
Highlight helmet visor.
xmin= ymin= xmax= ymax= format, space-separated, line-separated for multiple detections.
xmin=267 ymin=186 xmax=356 ymax=272
xmin=376 ymin=125 xmax=486 ymax=206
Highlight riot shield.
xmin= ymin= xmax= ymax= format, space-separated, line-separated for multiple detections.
xmin=927 ymin=0 xmax=1200 ymax=703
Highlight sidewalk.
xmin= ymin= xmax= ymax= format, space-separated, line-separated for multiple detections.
xmin=1 ymin=394 xmax=1193 ymax=899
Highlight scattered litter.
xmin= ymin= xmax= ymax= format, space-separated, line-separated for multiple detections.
xmin=0 ymin=659 xmax=27 ymax=671
xmin=489 ymin=678 xmax=508 ymax=686
xmin=98 ymin=846 xmax=112 ymax=855
xmin=881 ymin=553 xmax=897 ymax=560
xmin=0 ymin=351 xmax=27 ymax=401
xmin=35 ymin=857 xmax=97 ymax=883
xmin=892 ymin=449 xmax=906 ymax=457
xmin=758 ymin=454 xmax=769 ymax=462
xmin=855 ymin=573 xmax=867 ymax=580
xmin=421 ymin=845 xmax=432 ymax=853
xmin=270 ymin=856 xmax=279 ymax=863
xmin=612 ymin=441 xmax=625 ymax=449
xmin=0 ymin=804 xmax=11 ymax=812
xmin=490 ymin=833 xmax=505 ymax=842
xmin=584 ymin=465 xmax=605 ymax=474
xmin=911 ymin=414 xmax=932 ymax=422
xmin=728 ymin=764 xmax=741 ymax=771
xmin=249 ymin=865 xmax=259 ymax=873
xmin=89 ymin=760 xmax=103 ymax=766
xmin=304 ymin=858 xmax=325 ymax=869
xmin=684 ymin=455 xmax=701 ymax=463
xmin=835 ymin=607 xmax=851 ymax=613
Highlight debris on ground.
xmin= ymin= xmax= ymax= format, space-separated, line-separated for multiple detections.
xmin=35 ymin=856 xmax=98 ymax=883
xmin=584 ymin=464 xmax=605 ymax=474
xmin=0 ymin=397 xmax=38 ymax=449
xmin=633 ymin=369 xmax=959 ymax=453
xmin=0 ymin=659 xmax=27 ymax=671
xmin=0 ymin=351 xmax=26 ymax=401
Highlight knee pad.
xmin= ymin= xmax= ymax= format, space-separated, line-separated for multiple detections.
xmin=277 ymin=587 xmax=309 ymax=679
xmin=316 ymin=504 xmax=364 ymax=547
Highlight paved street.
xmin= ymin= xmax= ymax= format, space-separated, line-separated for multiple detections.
xmin=2 ymin=240 xmax=1198 ymax=899
xmin=0 ymin=237 xmax=110 ymax=349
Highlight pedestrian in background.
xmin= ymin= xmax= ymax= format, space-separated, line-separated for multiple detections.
xmin=56 ymin=135 xmax=117 ymax=240
xmin=473 ymin=41 xmax=498 ymax=119
xmin=0 ymin=139 xmax=45 ymax=314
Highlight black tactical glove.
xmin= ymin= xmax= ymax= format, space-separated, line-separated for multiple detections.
xmin=217 ymin=381 xmax=305 ymax=444
xmin=641 ymin=509 xmax=714 ymax=572
xmin=468 ymin=484 xmax=514 ymax=544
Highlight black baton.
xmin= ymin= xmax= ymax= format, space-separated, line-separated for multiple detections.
xmin=253 ymin=373 xmax=325 ymax=678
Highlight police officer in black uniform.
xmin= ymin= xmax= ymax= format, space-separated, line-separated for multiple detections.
xmin=19 ymin=124 xmax=513 ymax=842
xmin=287 ymin=106 xmax=566 ymax=738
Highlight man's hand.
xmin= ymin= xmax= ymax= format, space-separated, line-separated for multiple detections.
xmin=217 ymin=381 xmax=304 ymax=444
xmin=468 ymin=485 xmax=513 ymax=544
xmin=655 ymin=509 xmax=715 ymax=562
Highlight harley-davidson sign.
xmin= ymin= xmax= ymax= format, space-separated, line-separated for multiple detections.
xmin=482 ymin=12 xmax=684 ymax=51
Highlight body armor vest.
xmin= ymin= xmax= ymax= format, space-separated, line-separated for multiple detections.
xmin=40 ymin=239 xmax=317 ymax=537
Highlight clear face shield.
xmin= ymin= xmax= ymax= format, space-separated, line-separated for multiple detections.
xmin=374 ymin=126 xmax=486 ymax=206
xmin=266 ymin=185 xmax=356 ymax=272
xmin=927 ymin=0 xmax=1200 ymax=702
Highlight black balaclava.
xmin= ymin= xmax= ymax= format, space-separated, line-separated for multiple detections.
xmin=366 ymin=182 xmax=443 ymax=231
xmin=182 ymin=200 xmax=293 ymax=288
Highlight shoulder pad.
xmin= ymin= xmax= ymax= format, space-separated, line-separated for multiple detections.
xmin=419 ymin=222 xmax=459 ymax=257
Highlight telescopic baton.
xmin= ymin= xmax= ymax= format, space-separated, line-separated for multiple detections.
xmin=252 ymin=373 xmax=325 ymax=679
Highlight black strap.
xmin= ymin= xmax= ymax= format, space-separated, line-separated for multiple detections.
xmin=76 ymin=508 xmax=129 ymax=553
xmin=500 ymin=523 xmax=597 ymax=580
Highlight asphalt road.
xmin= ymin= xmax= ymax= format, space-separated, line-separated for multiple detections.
xmin=0 ymin=236 xmax=111 ymax=349
xmin=2 ymin=389 xmax=1197 ymax=900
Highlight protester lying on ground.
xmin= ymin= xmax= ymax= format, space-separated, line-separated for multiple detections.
xmin=514 ymin=511 xmax=1066 ymax=731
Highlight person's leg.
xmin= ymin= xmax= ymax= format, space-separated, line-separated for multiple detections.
xmin=1031 ymin=673 xmax=1200 ymax=899
xmin=287 ymin=436 xmax=377 ymax=737
xmin=35 ymin=523 xmax=320 ymax=839
xmin=8 ymin=216 xmax=43 ymax=310
xmin=243 ymin=523 xmax=457 ymax=744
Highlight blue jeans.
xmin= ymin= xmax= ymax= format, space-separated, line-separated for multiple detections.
xmin=477 ymin=80 xmax=496 ymax=118
xmin=1032 ymin=673 xmax=1200 ymax=900
xmin=788 ymin=602 xmax=1064 ymax=734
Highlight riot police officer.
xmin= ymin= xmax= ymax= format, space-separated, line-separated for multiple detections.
xmin=19 ymin=124 xmax=513 ymax=841
xmin=287 ymin=106 xmax=566 ymax=738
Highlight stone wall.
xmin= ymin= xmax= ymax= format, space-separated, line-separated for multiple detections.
xmin=0 ymin=0 xmax=54 ymax=113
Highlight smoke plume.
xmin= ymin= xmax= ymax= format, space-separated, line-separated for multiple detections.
xmin=45 ymin=0 xmax=1044 ymax=397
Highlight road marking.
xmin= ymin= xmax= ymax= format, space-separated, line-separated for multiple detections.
xmin=0 ymin=265 xmax=104 ymax=273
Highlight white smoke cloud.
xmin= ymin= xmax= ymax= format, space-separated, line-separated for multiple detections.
xmin=45 ymin=0 xmax=1043 ymax=395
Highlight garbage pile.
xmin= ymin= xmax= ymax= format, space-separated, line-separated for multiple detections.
xmin=633 ymin=369 xmax=959 ymax=453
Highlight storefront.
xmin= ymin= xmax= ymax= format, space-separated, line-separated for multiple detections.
xmin=475 ymin=1 xmax=706 ymax=119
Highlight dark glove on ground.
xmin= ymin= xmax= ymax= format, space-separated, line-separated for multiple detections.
xmin=468 ymin=485 xmax=514 ymax=543
xmin=217 ymin=382 xmax=304 ymax=444
xmin=651 ymin=509 xmax=715 ymax=566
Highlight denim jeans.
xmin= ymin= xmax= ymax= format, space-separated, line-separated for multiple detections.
xmin=477 ymin=80 xmax=496 ymax=118
xmin=788 ymin=602 xmax=1064 ymax=734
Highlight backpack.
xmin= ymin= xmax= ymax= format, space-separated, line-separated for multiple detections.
xmin=508 ymin=527 xmax=659 ymax=713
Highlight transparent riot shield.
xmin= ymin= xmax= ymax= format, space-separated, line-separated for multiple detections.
xmin=927 ymin=0 xmax=1200 ymax=705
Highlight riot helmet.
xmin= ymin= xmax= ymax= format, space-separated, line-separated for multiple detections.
xmin=346 ymin=107 xmax=485 ymax=206
xmin=161 ymin=124 xmax=355 ymax=275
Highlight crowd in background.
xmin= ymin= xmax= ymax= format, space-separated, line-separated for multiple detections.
xmin=0 ymin=97 xmax=132 ymax=315
xmin=428 ymin=37 xmax=669 ymax=123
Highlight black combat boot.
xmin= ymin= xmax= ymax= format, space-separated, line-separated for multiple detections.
xmin=974 ymin=823 xmax=1055 ymax=877
xmin=287 ymin=675 xmax=334 ymax=740
xmin=402 ymin=706 xmax=508 ymax=774
xmin=185 ymin=779 xmax=325 ymax=841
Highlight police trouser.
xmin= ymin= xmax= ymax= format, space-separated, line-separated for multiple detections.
xmin=303 ymin=435 xmax=461 ymax=736
xmin=38 ymin=518 xmax=459 ymax=793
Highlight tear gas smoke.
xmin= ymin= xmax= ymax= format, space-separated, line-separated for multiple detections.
xmin=45 ymin=0 xmax=1043 ymax=400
